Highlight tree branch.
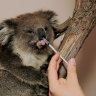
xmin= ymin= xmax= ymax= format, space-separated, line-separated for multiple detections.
xmin=58 ymin=0 xmax=96 ymax=77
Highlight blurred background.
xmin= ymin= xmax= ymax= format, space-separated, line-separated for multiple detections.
xmin=0 ymin=0 xmax=96 ymax=96
xmin=0 ymin=0 xmax=75 ymax=23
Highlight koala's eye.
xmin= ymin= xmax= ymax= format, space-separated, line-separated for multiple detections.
xmin=44 ymin=26 xmax=48 ymax=31
xmin=27 ymin=30 xmax=34 ymax=34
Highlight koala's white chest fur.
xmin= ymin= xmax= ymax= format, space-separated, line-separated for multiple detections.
xmin=13 ymin=47 xmax=48 ymax=69
xmin=20 ymin=53 xmax=47 ymax=69
xmin=21 ymin=54 xmax=47 ymax=69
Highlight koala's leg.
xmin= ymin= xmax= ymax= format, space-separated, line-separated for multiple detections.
xmin=0 ymin=70 xmax=37 ymax=96
xmin=0 ymin=68 xmax=49 ymax=96
xmin=34 ymin=85 xmax=49 ymax=96
xmin=40 ymin=64 xmax=48 ymax=73
xmin=4 ymin=65 xmax=48 ymax=88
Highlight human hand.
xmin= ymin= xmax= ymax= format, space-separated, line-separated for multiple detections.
xmin=48 ymin=53 xmax=85 ymax=96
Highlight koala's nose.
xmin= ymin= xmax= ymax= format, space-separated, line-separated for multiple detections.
xmin=37 ymin=28 xmax=46 ymax=40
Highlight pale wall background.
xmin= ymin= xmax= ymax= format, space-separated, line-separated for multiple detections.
xmin=0 ymin=0 xmax=75 ymax=23
xmin=0 ymin=0 xmax=96 ymax=96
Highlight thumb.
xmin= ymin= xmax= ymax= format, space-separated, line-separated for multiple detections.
xmin=67 ymin=58 xmax=78 ymax=82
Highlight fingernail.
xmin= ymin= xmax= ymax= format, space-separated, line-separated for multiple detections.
xmin=68 ymin=58 xmax=76 ymax=66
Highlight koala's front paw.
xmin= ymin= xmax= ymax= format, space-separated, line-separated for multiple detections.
xmin=34 ymin=73 xmax=49 ymax=96
xmin=35 ymin=84 xmax=49 ymax=96
xmin=40 ymin=73 xmax=48 ymax=88
xmin=40 ymin=64 xmax=48 ymax=73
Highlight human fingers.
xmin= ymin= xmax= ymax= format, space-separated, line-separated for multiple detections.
xmin=49 ymin=92 xmax=52 ymax=96
xmin=59 ymin=78 xmax=66 ymax=85
xmin=48 ymin=53 xmax=60 ymax=87
xmin=57 ymin=58 xmax=62 ymax=70
xmin=67 ymin=58 xmax=78 ymax=83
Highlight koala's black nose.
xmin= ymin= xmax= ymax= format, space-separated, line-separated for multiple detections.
xmin=37 ymin=28 xmax=46 ymax=40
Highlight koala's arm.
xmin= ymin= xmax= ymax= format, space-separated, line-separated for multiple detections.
xmin=4 ymin=64 xmax=48 ymax=88
xmin=0 ymin=69 xmax=49 ymax=96
xmin=54 ymin=17 xmax=71 ymax=39
xmin=0 ymin=49 xmax=48 ymax=96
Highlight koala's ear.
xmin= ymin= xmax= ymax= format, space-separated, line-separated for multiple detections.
xmin=4 ymin=19 xmax=18 ymax=29
xmin=43 ymin=10 xmax=58 ymax=27
xmin=0 ymin=19 xmax=17 ymax=46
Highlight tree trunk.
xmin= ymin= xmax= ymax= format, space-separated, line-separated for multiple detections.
xmin=58 ymin=0 xmax=96 ymax=77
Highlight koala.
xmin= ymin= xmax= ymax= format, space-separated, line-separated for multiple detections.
xmin=0 ymin=10 xmax=59 ymax=96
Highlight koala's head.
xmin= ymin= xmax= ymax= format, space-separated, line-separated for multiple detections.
xmin=0 ymin=10 xmax=57 ymax=55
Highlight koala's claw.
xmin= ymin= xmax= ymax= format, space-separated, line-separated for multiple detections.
xmin=40 ymin=64 xmax=48 ymax=73
xmin=35 ymin=84 xmax=49 ymax=96
xmin=40 ymin=72 xmax=48 ymax=88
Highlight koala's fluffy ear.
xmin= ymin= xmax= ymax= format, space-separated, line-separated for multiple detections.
xmin=43 ymin=10 xmax=61 ymax=38
xmin=0 ymin=19 xmax=17 ymax=46
xmin=43 ymin=10 xmax=58 ymax=28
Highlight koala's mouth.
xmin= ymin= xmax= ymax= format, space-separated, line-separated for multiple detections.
xmin=36 ymin=39 xmax=47 ymax=49
xmin=29 ymin=39 xmax=49 ymax=50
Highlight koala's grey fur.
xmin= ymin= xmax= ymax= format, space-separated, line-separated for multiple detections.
xmin=0 ymin=10 xmax=59 ymax=96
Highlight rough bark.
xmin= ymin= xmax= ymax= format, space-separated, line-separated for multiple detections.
xmin=58 ymin=0 xmax=96 ymax=77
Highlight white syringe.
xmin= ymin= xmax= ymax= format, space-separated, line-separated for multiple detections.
xmin=43 ymin=38 xmax=68 ymax=65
